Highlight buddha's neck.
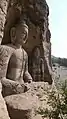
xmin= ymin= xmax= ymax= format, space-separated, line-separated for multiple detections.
xmin=14 ymin=43 xmax=22 ymax=49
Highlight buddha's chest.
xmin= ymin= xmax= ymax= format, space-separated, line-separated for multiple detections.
xmin=9 ymin=51 xmax=24 ymax=68
xmin=6 ymin=50 xmax=26 ymax=80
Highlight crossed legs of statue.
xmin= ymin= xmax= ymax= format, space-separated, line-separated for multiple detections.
xmin=1 ymin=78 xmax=27 ymax=97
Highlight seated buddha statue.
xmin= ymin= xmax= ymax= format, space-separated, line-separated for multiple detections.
xmin=0 ymin=18 xmax=32 ymax=97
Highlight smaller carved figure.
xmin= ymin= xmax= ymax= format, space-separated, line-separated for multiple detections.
xmin=0 ymin=18 xmax=32 ymax=97
xmin=30 ymin=46 xmax=52 ymax=84
xmin=31 ymin=47 xmax=44 ymax=81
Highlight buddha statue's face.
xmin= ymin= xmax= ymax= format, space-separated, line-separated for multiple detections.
xmin=11 ymin=23 xmax=28 ymax=45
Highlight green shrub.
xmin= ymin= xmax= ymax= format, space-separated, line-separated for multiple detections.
xmin=37 ymin=80 xmax=67 ymax=119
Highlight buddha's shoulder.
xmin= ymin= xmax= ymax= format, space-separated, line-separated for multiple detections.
xmin=0 ymin=45 xmax=15 ymax=55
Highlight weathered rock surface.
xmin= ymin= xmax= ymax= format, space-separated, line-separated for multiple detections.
xmin=5 ymin=92 xmax=39 ymax=119
xmin=0 ymin=0 xmax=53 ymax=118
xmin=0 ymin=82 xmax=10 ymax=119
xmin=0 ymin=0 xmax=9 ymax=43
xmin=1 ymin=0 xmax=52 ymax=84
xmin=5 ymin=82 xmax=57 ymax=119
xmin=33 ymin=114 xmax=42 ymax=119
xmin=0 ymin=0 xmax=10 ymax=119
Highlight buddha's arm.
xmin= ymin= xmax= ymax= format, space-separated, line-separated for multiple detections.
xmin=0 ymin=46 xmax=9 ymax=80
xmin=23 ymin=54 xmax=32 ymax=83
xmin=0 ymin=46 xmax=21 ymax=87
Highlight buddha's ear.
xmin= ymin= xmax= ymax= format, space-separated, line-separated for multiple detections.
xmin=10 ymin=27 xmax=16 ymax=44
xmin=23 ymin=29 xmax=28 ymax=44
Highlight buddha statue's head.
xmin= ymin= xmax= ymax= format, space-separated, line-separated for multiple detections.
xmin=10 ymin=18 xmax=28 ymax=45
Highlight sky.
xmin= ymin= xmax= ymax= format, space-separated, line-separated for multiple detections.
xmin=47 ymin=0 xmax=67 ymax=58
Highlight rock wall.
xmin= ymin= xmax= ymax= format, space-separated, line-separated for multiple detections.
xmin=5 ymin=82 xmax=57 ymax=119
xmin=0 ymin=0 xmax=9 ymax=43
xmin=0 ymin=89 xmax=10 ymax=119
xmin=1 ymin=0 xmax=52 ymax=83
xmin=0 ymin=0 xmax=53 ymax=119
xmin=0 ymin=1 xmax=10 ymax=118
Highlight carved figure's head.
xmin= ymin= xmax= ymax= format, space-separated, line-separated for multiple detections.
xmin=33 ymin=47 xmax=40 ymax=59
xmin=10 ymin=20 xmax=28 ymax=45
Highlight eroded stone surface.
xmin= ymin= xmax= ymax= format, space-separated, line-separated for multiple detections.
xmin=0 ymin=0 xmax=53 ymax=118
xmin=5 ymin=82 xmax=57 ymax=119
xmin=0 ymin=0 xmax=9 ymax=43
xmin=1 ymin=0 xmax=52 ymax=84
xmin=33 ymin=114 xmax=42 ymax=119
xmin=5 ymin=92 xmax=39 ymax=119
xmin=0 ymin=1 xmax=10 ymax=118
xmin=0 ymin=85 xmax=10 ymax=119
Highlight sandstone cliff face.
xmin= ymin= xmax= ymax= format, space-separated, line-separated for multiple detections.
xmin=0 ymin=0 xmax=53 ymax=119
xmin=1 ymin=0 xmax=52 ymax=83
xmin=0 ymin=1 xmax=10 ymax=119
xmin=0 ymin=0 xmax=9 ymax=43
xmin=0 ymin=90 xmax=10 ymax=119
xmin=2 ymin=0 xmax=50 ymax=49
xmin=5 ymin=82 xmax=57 ymax=119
